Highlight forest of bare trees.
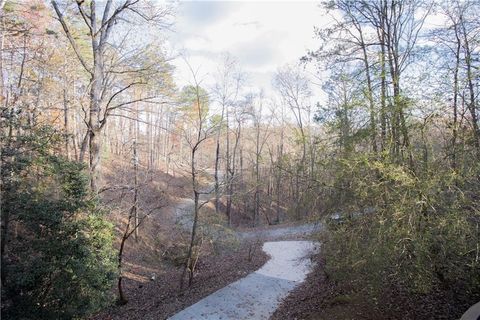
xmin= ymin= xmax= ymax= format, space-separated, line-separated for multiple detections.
xmin=1 ymin=1 xmax=479 ymax=319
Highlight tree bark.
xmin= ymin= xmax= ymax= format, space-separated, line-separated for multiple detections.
xmin=63 ymin=88 xmax=70 ymax=160
xmin=451 ymin=22 xmax=461 ymax=169
xmin=461 ymin=16 xmax=480 ymax=153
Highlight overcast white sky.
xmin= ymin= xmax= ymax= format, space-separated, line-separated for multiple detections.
xmin=166 ymin=1 xmax=328 ymax=95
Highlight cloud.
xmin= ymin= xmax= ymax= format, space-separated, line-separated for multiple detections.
xmin=167 ymin=1 xmax=327 ymax=96
xmin=232 ymin=31 xmax=283 ymax=70
xmin=233 ymin=20 xmax=262 ymax=29
xmin=180 ymin=1 xmax=236 ymax=25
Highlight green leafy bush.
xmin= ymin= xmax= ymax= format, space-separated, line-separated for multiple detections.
xmin=322 ymin=155 xmax=480 ymax=316
xmin=1 ymin=126 xmax=117 ymax=319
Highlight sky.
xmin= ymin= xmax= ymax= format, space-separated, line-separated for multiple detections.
xmin=166 ymin=1 xmax=328 ymax=96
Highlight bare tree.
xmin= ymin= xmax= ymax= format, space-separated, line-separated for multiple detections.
xmin=178 ymin=60 xmax=215 ymax=289
xmin=224 ymin=98 xmax=247 ymax=226
xmin=455 ymin=1 xmax=480 ymax=153
xmin=51 ymin=0 xmax=172 ymax=192
xmin=274 ymin=64 xmax=312 ymax=218
xmin=212 ymin=55 xmax=241 ymax=215
xmin=115 ymin=140 xmax=166 ymax=304
xmin=368 ymin=0 xmax=431 ymax=163
xmin=212 ymin=54 xmax=244 ymax=223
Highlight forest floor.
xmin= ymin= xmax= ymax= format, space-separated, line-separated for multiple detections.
xmin=270 ymin=255 xmax=380 ymax=320
xmin=271 ymin=254 xmax=477 ymax=320
xmin=94 ymin=160 xmax=321 ymax=320
xmin=92 ymin=241 xmax=269 ymax=320
xmin=93 ymin=201 xmax=320 ymax=319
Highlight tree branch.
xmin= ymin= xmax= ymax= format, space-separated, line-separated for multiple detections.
xmin=51 ymin=1 xmax=92 ymax=75
xmin=75 ymin=1 xmax=92 ymax=33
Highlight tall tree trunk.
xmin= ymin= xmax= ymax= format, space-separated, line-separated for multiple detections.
xmin=461 ymin=19 xmax=480 ymax=153
xmin=254 ymin=120 xmax=261 ymax=226
xmin=88 ymin=95 xmax=102 ymax=192
xmin=225 ymin=111 xmax=231 ymax=223
xmin=181 ymin=143 xmax=200 ymax=289
xmin=359 ymin=35 xmax=377 ymax=154
xmin=117 ymin=139 xmax=140 ymax=305
xmin=276 ymin=143 xmax=283 ymax=223
xmin=79 ymin=130 xmax=89 ymax=163
xmin=451 ymin=23 xmax=461 ymax=169
xmin=71 ymin=113 xmax=79 ymax=161
xmin=88 ymin=1 xmax=103 ymax=193
xmin=380 ymin=37 xmax=387 ymax=153
xmin=63 ymin=88 xmax=70 ymax=160
xmin=133 ymin=139 xmax=139 ymax=242
xmin=214 ymin=100 xmax=227 ymax=216
xmin=181 ymin=80 xmax=206 ymax=289
xmin=117 ymin=230 xmax=129 ymax=305
xmin=0 ymin=6 xmax=5 ymax=105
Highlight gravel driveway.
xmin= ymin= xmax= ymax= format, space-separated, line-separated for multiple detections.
xmin=168 ymin=241 xmax=319 ymax=320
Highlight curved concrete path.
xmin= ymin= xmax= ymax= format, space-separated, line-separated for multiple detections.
xmin=238 ymin=223 xmax=322 ymax=240
xmin=168 ymin=241 xmax=318 ymax=320
xmin=460 ymin=301 xmax=480 ymax=320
